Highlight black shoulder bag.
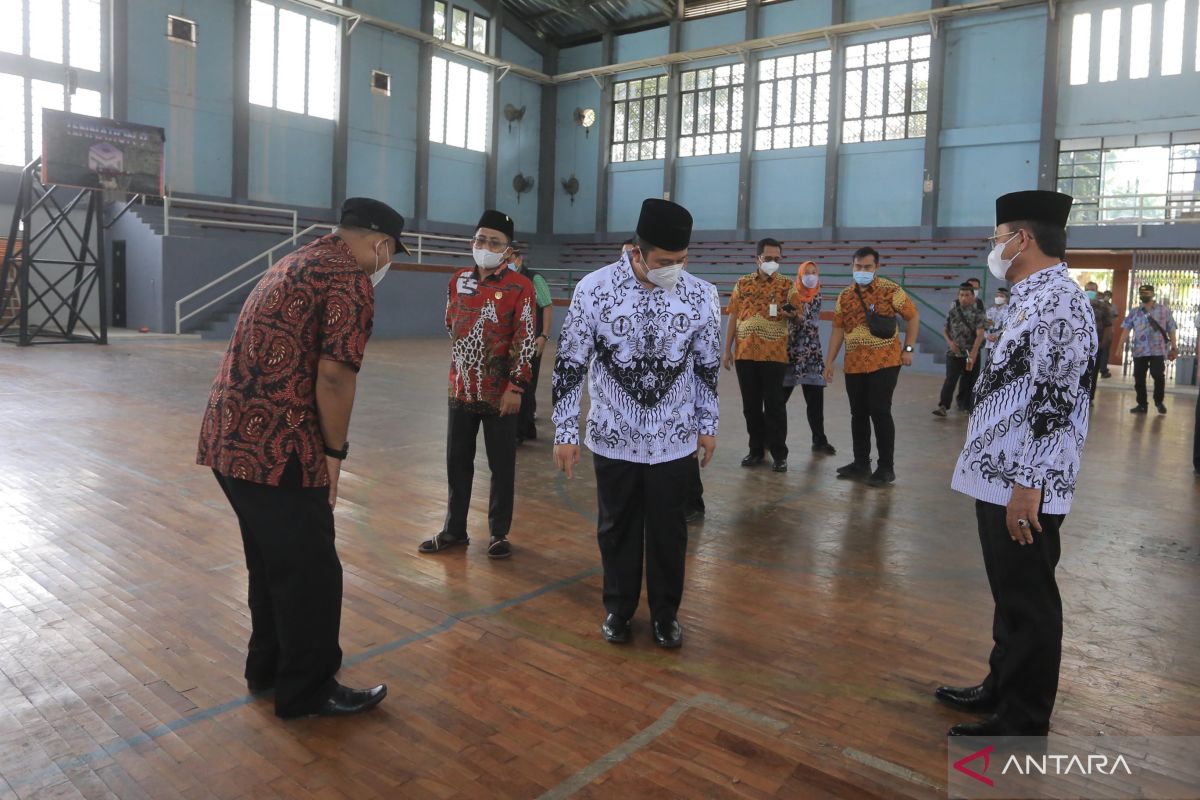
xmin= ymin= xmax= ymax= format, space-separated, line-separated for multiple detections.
xmin=854 ymin=284 xmax=898 ymax=340
xmin=1143 ymin=311 xmax=1171 ymax=347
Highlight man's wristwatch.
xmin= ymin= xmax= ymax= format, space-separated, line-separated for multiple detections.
xmin=903 ymin=345 xmax=914 ymax=353
xmin=324 ymin=441 xmax=349 ymax=460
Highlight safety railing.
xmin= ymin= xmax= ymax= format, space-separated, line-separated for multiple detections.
xmin=1067 ymin=192 xmax=1200 ymax=236
xmin=163 ymin=195 xmax=299 ymax=238
xmin=174 ymin=226 xmax=474 ymax=333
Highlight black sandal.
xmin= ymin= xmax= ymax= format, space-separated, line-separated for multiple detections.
xmin=487 ymin=537 xmax=512 ymax=559
xmin=418 ymin=532 xmax=469 ymax=554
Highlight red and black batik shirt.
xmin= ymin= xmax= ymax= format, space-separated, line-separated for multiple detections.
xmin=445 ymin=264 xmax=536 ymax=414
xmin=197 ymin=234 xmax=373 ymax=487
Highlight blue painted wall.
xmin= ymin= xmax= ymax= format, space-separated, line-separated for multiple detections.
xmin=615 ymin=27 xmax=669 ymax=63
xmin=675 ymin=155 xmax=739 ymax=231
xmin=682 ymin=12 xmax=746 ymax=50
xmin=750 ymin=148 xmax=826 ymax=230
xmin=126 ymin=0 xmax=235 ymax=197
xmin=845 ymin=0 xmax=928 ymax=23
xmin=609 ymin=162 xmax=664 ymax=234
xmin=559 ymin=42 xmax=603 ymax=74
xmin=759 ymin=0 xmax=833 ymax=31
xmin=428 ymin=144 xmax=487 ymax=225
xmin=496 ymin=76 xmax=541 ymax=234
xmin=838 ymin=139 xmax=925 ymax=228
xmin=248 ymin=107 xmax=334 ymax=208
xmin=554 ymin=80 xmax=602 ymax=234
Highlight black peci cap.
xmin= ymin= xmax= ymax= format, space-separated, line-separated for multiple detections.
xmin=636 ymin=198 xmax=693 ymax=252
xmin=477 ymin=209 xmax=515 ymax=242
xmin=340 ymin=197 xmax=411 ymax=255
xmin=995 ymin=190 xmax=1073 ymax=229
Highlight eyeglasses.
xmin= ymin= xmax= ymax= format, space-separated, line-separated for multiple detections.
xmin=472 ymin=236 xmax=508 ymax=251
xmin=985 ymin=230 xmax=1020 ymax=248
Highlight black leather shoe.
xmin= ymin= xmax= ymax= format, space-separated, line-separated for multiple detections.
xmin=487 ymin=536 xmax=512 ymax=559
xmin=1156 ymin=403 xmax=1167 ymax=414
xmin=314 ymin=683 xmax=387 ymax=718
xmin=653 ymin=619 xmax=683 ymax=648
xmin=811 ymin=441 xmax=837 ymax=456
xmin=948 ymin=714 xmax=1047 ymax=737
xmin=684 ymin=508 xmax=705 ymax=523
xmin=935 ymin=684 xmax=998 ymax=713
xmin=836 ymin=460 xmax=871 ymax=479
xmin=1130 ymin=404 xmax=1148 ymax=414
xmin=601 ymin=613 xmax=631 ymax=644
xmin=418 ymin=532 xmax=469 ymax=554
xmin=867 ymin=466 xmax=895 ymax=487
xmin=247 ymin=680 xmax=274 ymax=694
xmin=772 ymin=459 xmax=788 ymax=473
xmin=740 ymin=453 xmax=765 ymax=467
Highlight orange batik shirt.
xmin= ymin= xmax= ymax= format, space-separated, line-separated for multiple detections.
xmin=727 ymin=272 xmax=799 ymax=363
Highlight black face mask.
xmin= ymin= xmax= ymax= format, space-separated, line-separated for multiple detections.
xmin=1140 ymin=295 xmax=1154 ymax=304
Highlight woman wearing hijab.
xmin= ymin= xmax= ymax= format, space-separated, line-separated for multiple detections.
xmin=783 ymin=261 xmax=836 ymax=456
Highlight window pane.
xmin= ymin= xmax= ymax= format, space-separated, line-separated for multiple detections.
xmin=843 ymin=122 xmax=861 ymax=144
xmin=812 ymin=125 xmax=827 ymax=147
xmin=910 ymin=35 xmax=930 ymax=61
xmin=794 ymin=77 xmax=811 ymax=124
xmin=614 ymin=81 xmax=626 ymax=101
xmin=729 ymin=131 xmax=741 ymax=152
xmin=887 ymin=63 xmax=907 ymax=115
xmin=776 ymin=56 xmax=793 ymax=79
xmin=774 ymin=79 xmax=791 ymax=127
xmin=642 ymin=97 xmax=656 ymax=139
xmin=888 ymin=37 xmax=909 ymax=63
xmin=433 ymin=1 xmax=446 ymax=39
xmin=711 ymin=132 xmax=727 ymax=155
xmin=69 ymin=0 xmax=101 ymax=71
xmin=30 ymin=0 xmax=64 ymax=63
xmin=755 ymin=129 xmax=771 ymax=150
xmin=863 ymin=116 xmax=883 ymax=142
xmin=816 ymin=49 xmax=831 ymax=73
xmin=640 ymin=141 xmax=653 ymax=160
xmin=69 ymin=87 xmax=101 ymax=117
xmin=814 ymin=74 xmax=830 ymax=122
xmin=472 ymin=16 xmax=487 ymax=54
xmin=732 ymin=86 xmax=743 ymax=134
xmin=429 ymin=56 xmax=446 ymax=143
xmin=613 ymin=103 xmax=626 ymax=143
xmin=844 ymin=70 xmax=861 ymax=120
xmin=31 ymin=80 xmax=64 ymax=160
xmin=0 ymin=73 xmax=25 ymax=165
xmin=909 ymin=112 xmax=926 ymax=138
xmin=1070 ymin=13 xmax=1091 ymax=85
xmin=865 ymin=66 xmax=885 ymax=117
xmin=1129 ymin=3 xmax=1151 ymax=79
xmin=679 ymin=137 xmax=693 ymax=157
xmin=444 ymin=61 xmax=468 ymax=148
xmin=760 ymin=58 xmax=775 ymax=80
xmin=611 ymin=143 xmax=624 ymax=163
xmin=714 ymin=65 xmax=729 ymax=86
xmin=694 ymin=94 xmax=708 ymax=135
xmin=1162 ymin=0 xmax=1184 ymax=75
xmin=866 ymin=41 xmax=886 ymax=66
xmin=275 ymin=10 xmax=307 ymax=114
xmin=758 ymin=82 xmax=773 ymax=127
xmin=911 ymin=61 xmax=929 ymax=112
xmin=694 ymin=134 xmax=709 ymax=157
xmin=249 ymin=1 xmax=275 ymax=107
xmin=0 ymin=0 xmax=20 ymax=54
xmin=467 ymin=66 xmax=488 ymax=152
xmin=885 ymin=115 xmax=906 ymax=140
xmin=307 ymin=19 xmax=338 ymax=119
xmin=451 ymin=8 xmax=467 ymax=47
xmin=655 ymin=140 xmax=665 ymax=159
xmin=627 ymin=99 xmax=641 ymax=142
xmin=681 ymin=94 xmax=694 ymax=135
xmin=845 ymin=45 xmax=863 ymax=70
xmin=796 ymin=52 xmax=814 ymax=76
xmin=1098 ymin=8 xmax=1121 ymax=83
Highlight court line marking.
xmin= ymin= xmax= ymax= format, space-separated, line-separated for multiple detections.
xmin=4 ymin=565 xmax=601 ymax=790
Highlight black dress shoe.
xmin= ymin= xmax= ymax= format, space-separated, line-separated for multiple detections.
xmin=684 ymin=508 xmax=705 ymax=523
xmin=247 ymin=680 xmax=274 ymax=694
xmin=740 ymin=453 xmax=765 ymax=467
xmin=418 ymin=532 xmax=469 ymax=553
xmin=302 ymin=683 xmax=387 ymax=718
xmin=771 ymin=459 xmax=788 ymax=473
xmin=935 ymin=684 xmax=998 ymax=713
xmin=653 ymin=619 xmax=683 ymax=648
xmin=811 ymin=441 xmax=837 ymax=456
xmin=487 ymin=536 xmax=512 ymax=559
xmin=1130 ymin=404 xmax=1148 ymax=414
xmin=836 ymin=460 xmax=871 ymax=479
xmin=866 ymin=466 xmax=895 ymax=487
xmin=601 ymin=613 xmax=631 ymax=644
xmin=1156 ymin=403 xmax=1167 ymax=414
xmin=948 ymin=714 xmax=1047 ymax=737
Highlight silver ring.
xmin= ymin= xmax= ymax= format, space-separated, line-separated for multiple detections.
xmin=1017 ymin=518 xmax=1030 ymax=528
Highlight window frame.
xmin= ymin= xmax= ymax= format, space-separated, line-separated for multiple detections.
xmin=754 ymin=48 xmax=832 ymax=152
xmin=432 ymin=1 xmax=490 ymax=55
xmin=248 ymin=0 xmax=340 ymax=121
xmin=428 ymin=54 xmax=491 ymax=153
xmin=678 ymin=63 xmax=745 ymax=157
xmin=841 ymin=33 xmax=930 ymax=145
xmin=610 ymin=75 xmax=670 ymax=164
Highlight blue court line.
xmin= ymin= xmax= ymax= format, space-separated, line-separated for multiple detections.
xmin=6 ymin=565 xmax=601 ymax=790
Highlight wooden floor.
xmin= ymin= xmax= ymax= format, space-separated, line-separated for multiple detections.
xmin=1 ymin=335 xmax=1197 ymax=800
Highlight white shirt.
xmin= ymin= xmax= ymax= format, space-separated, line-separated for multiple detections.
xmin=951 ymin=264 xmax=1096 ymax=514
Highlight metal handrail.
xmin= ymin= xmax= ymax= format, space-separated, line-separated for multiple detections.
xmin=163 ymin=195 xmax=300 ymax=239
xmin=1068 ymin=192 xmax=1200 ymax=236
xmin=174 ymin=227 xmax=475 ymax=333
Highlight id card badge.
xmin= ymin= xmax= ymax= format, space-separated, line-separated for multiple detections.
xmin=769 ymin=303 xmax=778 ymax=317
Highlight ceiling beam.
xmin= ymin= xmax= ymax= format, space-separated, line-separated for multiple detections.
xmin=477 ymin=0 xmax=553 ymax=55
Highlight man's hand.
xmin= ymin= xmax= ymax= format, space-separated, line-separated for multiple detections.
xmin=535 ymin=336 xmax=547 ymax=356
xmin=901 ymin=350 xmax=914 ymax=367
xmin=554 ymin=444 xmax=580 ymax=478
xmin=722 ymin=352 xmax=734 ymax=371
xmin=823 ymin=364 xmax=835 ymax=383
xmin=1168 ymin=346 xmax=1179 ymax=362
xmin=965 ymin=355 xmax=975 ymax=372
xmin=499 ymin=388 xmax=522 ymax=416
xmin=696 ymin=435 xmax=717 ymax=467
xmin=948 ymin=342 xmax=962 ymax=356
xmin=326 ymin=457 xmax=341 ymax=510
xmin=1006 ymin=484 xmax=1043 ymax=545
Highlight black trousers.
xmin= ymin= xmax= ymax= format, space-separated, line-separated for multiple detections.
xmin=939 ymin=355 xmax=978 ymax=411
xmin=976 ymin=500 xmax=1065 ymax=733
xmin=517 ymin=350 xmax=543 ymax=441
xmin=593 ymin=453 xmax=690 ymax=623
xmin=1133 ymin=356 xmax=1166 ymax=406
xmin=445 ymin=405 xmax=517 ymax=539
xmin=213 ymin=459 xmax=342 ymax=718
xmin=1089 ymin=344 xmax=1110 ymax=401
xmin=686 ymin=454 xmax=705 ymax=514
xmin=735 ymin=360 xmax=788 ymax=460
xmin=781 ymin=383 xmax=829 ymax=445
xmin=843 ymin=365 xmax=900 ymax=468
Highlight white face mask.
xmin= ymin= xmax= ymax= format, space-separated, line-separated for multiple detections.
xmin=370 ymin=239 xmax=392 ymax=288
xmin=852 ymin=270 xmax=875 ymax=286
xmin=759 ymin=259 xmax=780 ymax=277
xmin=987 ymin=232 xmax=1020 ymax=281
xmin=994 ymin=296 xmax=1005 ymax=306
xmin=801 ymin=274 xmax=819 ymax=289
xmin=473 ymin=247 xmax=507 ymax=270
xmin=647 ymin=263 xmax=684 ymax=292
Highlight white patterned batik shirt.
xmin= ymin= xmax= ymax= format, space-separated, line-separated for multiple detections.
xmin=551 ymin=253 xmax=721 ymax=465
xmin=951 ymin=263 xmax=1097 ymax=515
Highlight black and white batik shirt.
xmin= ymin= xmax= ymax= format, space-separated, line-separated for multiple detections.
xmin=551 ymin=254 xmax=721 ymax=465
xmin=952 ymin=263 xmax=1097 ymax=515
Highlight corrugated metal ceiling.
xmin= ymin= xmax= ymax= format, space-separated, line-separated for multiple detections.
xmin=501 ymin=0 xmax=673 ymax=45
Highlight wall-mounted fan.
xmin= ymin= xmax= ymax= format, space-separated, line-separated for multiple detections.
xmin=513 ymin=173 xmax=535 ymax=203
xmin=504 ymin=103 xmax=526 ymax=133
xmin=561 ymin=174 xmax=580 ymax=205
